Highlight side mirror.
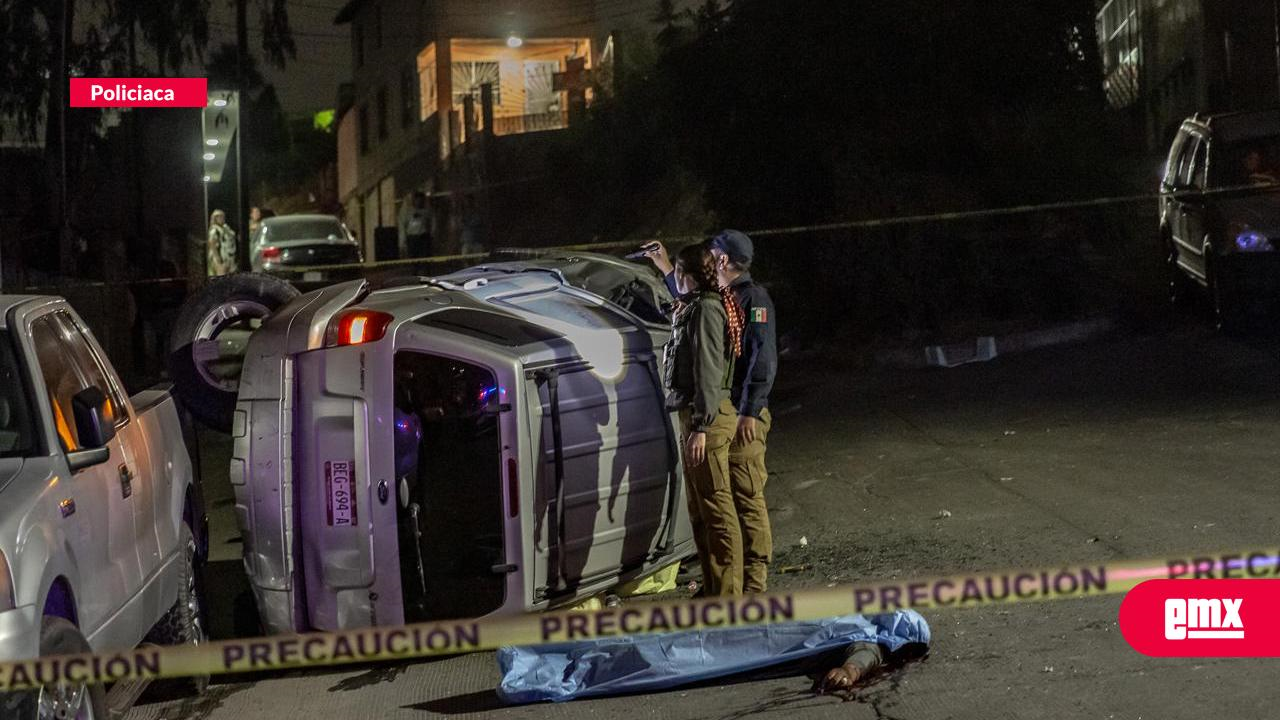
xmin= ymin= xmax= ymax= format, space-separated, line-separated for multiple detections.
xmin=71 ymin=386 xmax=115 ymax=449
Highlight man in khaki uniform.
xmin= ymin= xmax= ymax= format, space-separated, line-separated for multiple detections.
xmin=647 ymin=230 xmax=777 ymax=593
xmin=708 ymin=230 xmax=776 ymax=593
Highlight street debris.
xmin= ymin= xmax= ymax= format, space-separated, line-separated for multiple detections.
xmin=778 ymin=563 xmax=813 ymax=574
xmin=937 ymin=509 xmax=953 ymax=519
xmin=798 ymin=536 xmax=809 ymax=547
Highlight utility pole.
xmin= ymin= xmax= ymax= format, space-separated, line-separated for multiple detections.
xmin=58 ymin=0 xmax=71 ymax=276
xmin=235 ymin=0 xmax=251 ymax=270
xmin=1274 ymin=0 xmax=1280 ymax=104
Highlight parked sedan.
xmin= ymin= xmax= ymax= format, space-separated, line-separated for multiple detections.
xmin=250 ymin=215 xmax=363 ymax=282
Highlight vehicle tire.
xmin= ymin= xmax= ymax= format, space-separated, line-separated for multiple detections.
xmin=2 ymin=617 xmax=109 ymax=719
xmin=168 ymin=273 xmax=298 ymax=432
xmin=1208 ymin=258 xmax=1244 ymax=335
xmin=1165 ymin=239 xmax=1192 ymax=307
xmin=143 ymin=523 xmax=209 ymax=696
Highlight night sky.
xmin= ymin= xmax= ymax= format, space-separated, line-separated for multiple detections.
xmin=207 ymin=0 xmax=352 ymax=116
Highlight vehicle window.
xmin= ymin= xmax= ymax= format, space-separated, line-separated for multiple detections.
xmin=264 ymin=219 xmax=346 ymax=241
xmin=49 ymin=312 xmax=129 ymax=428
xmin=1211 ymin=135 xmax=1280 ymax=188
xmin=0 ymin=330 xmax=36 ymax=458
xmin=1185 ymin=137 xmax=1208 ymax=190
xmin=1163 ymin=131 xmax=1188 ymax=186
xmin=31 ymin=313 xmax=125 ymax=451
xmin=1177 ymin=136 xmax=1202 ymax=188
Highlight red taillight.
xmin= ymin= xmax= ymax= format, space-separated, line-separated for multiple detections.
xmin=507 ymin=457 xmax=519 ymax=518
xmin=260 ymin=246 xmax=281 ymax=260
xmin=327 ymin=309 xmax=394 ymax=346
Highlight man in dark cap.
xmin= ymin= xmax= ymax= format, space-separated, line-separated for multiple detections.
xmin=643 ymin=230 xmax=778 ymax=592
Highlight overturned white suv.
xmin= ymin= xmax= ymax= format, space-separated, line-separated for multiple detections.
xmin=170 ymin=252 xmax=695 ymax=634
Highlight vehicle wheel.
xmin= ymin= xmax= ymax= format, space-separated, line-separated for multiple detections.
xmin=4 ymin=617 xmax=109 ymax=720
xmin=168 ymin=273 xmax=298 ymax=432
xmin=1165 ymin=240 xmax=1192 ymax=306
xmin=1208 ymin=259 xmax=1243 ymax=335
xmin=143 ymin=524 xmax=209 ymax=696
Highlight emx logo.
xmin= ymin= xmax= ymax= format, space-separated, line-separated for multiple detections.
xmin=1164 ymin=598 xmax=1243 ymax=640
xmin=1121 ymin=580 xmax=1280 ymax=656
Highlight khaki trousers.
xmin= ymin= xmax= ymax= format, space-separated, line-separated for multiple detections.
xmin=680 ymin=398 xmax=742 ymax=596
xmin=729 ymin=407 xmax=772 ymax=593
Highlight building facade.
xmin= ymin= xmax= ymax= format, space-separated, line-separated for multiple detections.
xmin=332 ymin=0 xmax=652 ymax=259
xmin=1097 ymin=0 xmax=1280 ymax=151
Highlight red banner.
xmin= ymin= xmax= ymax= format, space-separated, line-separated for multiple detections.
xmin=1119 ymin=579 xmax=1280 ymax=656
xmin=69 ymin=78 xmax=208 ymax=108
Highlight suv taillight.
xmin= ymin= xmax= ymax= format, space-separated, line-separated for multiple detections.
xmin=261 ymin=246 xmax=281 ymax=261
xmin=326 ymin=309 xmax=394 ymax=347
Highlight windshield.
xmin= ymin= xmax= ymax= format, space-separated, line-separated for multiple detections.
xmin=0 ymin=330 xmax=36 ymax=458
xmin=1214 ymin=136 xmax=1280 ymax=188
xmin=262 ymin=219 xmax=346 ymax=242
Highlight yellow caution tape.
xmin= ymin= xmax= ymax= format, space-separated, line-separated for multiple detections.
xmin=0 ymin=547 xmax=1274 ymax=691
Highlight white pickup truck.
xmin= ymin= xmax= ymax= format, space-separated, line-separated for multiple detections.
xmin=0 ymin=296 xmax=206 ymax=720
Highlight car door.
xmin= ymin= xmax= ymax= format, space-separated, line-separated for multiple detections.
xmin=28 ymin=312 xmax=143 ymax=634
xmin=53 ymin=311 xmax=165 ymax=582
xmin=1168 ymin=133 xmax=1209 ymax=280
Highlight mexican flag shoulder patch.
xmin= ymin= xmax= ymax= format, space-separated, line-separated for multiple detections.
xmin=751 ymin=307 xmax=768 ymax=323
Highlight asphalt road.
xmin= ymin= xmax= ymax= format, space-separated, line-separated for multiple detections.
xmin=129 ymin=317 xmax=1280 ymax=719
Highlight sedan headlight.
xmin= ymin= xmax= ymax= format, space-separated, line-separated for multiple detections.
xmin=1227 ymin=222 xmax=1275 ymax=252
xmin=1235 ymin=230 xmax=1274 ymax=252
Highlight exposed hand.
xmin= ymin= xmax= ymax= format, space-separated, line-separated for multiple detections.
xmin=685 ymin=431 xmax=707 ymax=466
xmin=818 ymin=663 xmax=863 ymax=694
xmin=735 ymin=415 xmax=758 ymax=445
xmin=643 ymin=242 xmax=674 ymax=275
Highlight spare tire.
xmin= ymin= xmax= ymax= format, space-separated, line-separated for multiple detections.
xmin=169 ymin=273 xmax=299 ymax=432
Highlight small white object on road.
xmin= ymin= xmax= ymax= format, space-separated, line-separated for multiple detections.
xmin=937 ymin=509 xmax=952 ymax=518
xmin=798 ymin=536 xmax=809 ymax=547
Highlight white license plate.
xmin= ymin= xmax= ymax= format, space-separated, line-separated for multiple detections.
xmin=325 ymin=460 xmax=357 ymax=527
xmin=304 ymin=271 xmax=323 ymax=282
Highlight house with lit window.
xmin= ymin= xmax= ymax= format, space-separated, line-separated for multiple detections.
xmin=332 ymin=0 xmax=651 ymax=258
xmin=1096 ymin=0 xmax=1280 ymax=151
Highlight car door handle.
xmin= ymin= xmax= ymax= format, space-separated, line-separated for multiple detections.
xmin=118 ymin=464 xmax=135 ymax=499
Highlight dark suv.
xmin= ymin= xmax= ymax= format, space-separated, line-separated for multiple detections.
xmin=1161 ymin=110 xmax=1280 ymax=329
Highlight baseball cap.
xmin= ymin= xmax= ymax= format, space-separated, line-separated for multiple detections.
xmin=709 ymin=229 xmax=753 ymax=266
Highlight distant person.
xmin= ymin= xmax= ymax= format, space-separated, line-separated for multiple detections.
xmin=1243 ymin=148 xmax=1278 ymax=186
xmin=663 ymin=243 xmax=745 ymax=596
xmin=207 ymin=209 xmax=236 ymax=276
xmin=403 ymin=191 xmax=432 ymax=258
xmin=248 ymin=206 xmax=264 ymax=238
xmin=645 ymin=230 xmax=778 ymax=593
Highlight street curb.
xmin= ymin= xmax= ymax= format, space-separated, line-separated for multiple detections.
xmin=874 ymin=317 xmax=1116 ymax=369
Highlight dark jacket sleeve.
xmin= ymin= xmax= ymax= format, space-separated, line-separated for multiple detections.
xmin=843 ymin=642 xmax=883 ymax=673
xmin=738 ymin=287 xmax=777 ymax=418
xmin=689 ymin=299 xmax=728 ymax=432
xmin=664 ymin=271 xmax=678 ymax=298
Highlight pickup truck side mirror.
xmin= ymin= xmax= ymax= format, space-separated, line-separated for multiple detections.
xmin=72 ymin=387 xmax=116 ymax=448
xmin=67 ymin=387 xmax=114 ymax=472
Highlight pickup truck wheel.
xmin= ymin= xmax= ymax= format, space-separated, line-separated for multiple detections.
xmin=33 ymin=617 xmax=107 ymax=720
xmin=169 ymin=273 xmax=298 ymax=432
xmin=143 ymin=524 xmax=209 ymax=696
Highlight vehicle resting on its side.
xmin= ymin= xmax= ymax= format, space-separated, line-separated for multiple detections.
xmin=0 ymin=296 xmax=207 ymax=719
xmin=251 ymin=214 xmax=363 ymax=283
xmin=175 ymin=251 xmax=693 ymax=633
xmin=1161 ymin=109 xmax=1280 ymax=330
